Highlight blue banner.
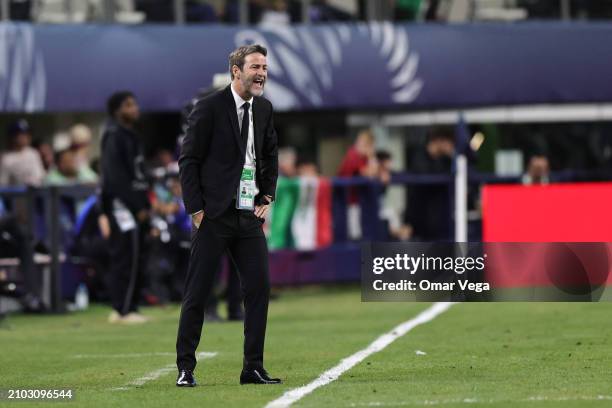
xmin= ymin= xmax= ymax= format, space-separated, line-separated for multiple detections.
xmin=1 ymin=22 xmax=612 ymax=112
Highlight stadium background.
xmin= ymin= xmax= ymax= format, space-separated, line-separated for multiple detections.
xmin=2 ymin=1 xmax=612 ymax=407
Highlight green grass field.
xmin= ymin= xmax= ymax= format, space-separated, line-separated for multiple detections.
xmin=1 ymin=286 xmax=612 ymax=408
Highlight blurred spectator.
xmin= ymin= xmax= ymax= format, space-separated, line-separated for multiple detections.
xmin=32 ymin=140 xmax=55 ymax=172
xmin=404 ymin=127 xmax=455 ymax=241
xmin=224 ymin=0 xmax=300 ymax=24
xmin=259 ymin=0 xmax=291 ymax=25
xmin=522 ymin=154 xmax=550 ymax=185
xmin=100 ymin=90 xmax=151 ymax=324
xmin=186 ymin=0 xmax=219 ymax=22
xmin=70 ymin=196 xmax=112 ymax=302
xmin=395 ymin=0 xmax=423 ymax=21
xmin=147 ymin=175 xmax=191 ymax=303
xmin=136 ymin=0 xmax=218 ymax=23
xmin=9 ymin=0 xmax=31 ymax=21
xmin=45 ymin=147 xmax=97 ymax=185
xmin=424 ymin=0 xmax=439 ymax=20
xmin=297 ymin=156 xmax=319 ymax=177
xmin=338 ymin=129 xmax=378 ymax=179
xmin=309 ymin=0 xmax=354 ymax=22
xmin=338 ymin=129 xmax=378 ymax=239
xmin=376 ymin=150 xmax=392 ymax=185
xmin=0 ymin=120 xmax=46 ymax=187
xmin=376 ymin=150 xmax=412 ymax=241
xmin=69 ymin=123 xmax=98 ymax=182
xmin=278 ymin=146 xmax=297 ymax=177
xmin=0 ymin=198 xmax=44 ymax=312
xmin=135 ymin=0 xmax=173 ymax=22
xmin=150 ymin=148 xmax=179 ymax=176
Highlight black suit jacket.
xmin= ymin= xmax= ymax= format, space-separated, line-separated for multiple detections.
xmin=179 ymin=85 xmax=279 ymax=219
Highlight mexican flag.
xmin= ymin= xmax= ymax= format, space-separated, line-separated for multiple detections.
xmin=268 ymin=176 xmax=333 ymax=250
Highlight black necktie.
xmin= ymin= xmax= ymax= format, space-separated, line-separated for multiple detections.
xmin=241 ymin=102 xmax=250 ymax=146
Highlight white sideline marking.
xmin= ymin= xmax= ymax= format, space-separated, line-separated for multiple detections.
xmin=265 ymin=302 xmax=455 ymax=408
xmin=348 ymin=395 xmax=612 ymax=406
xmin=110 ymin=351 xmax=217 ymax=391
xmin=74 ymin=352 xmax=175 ymax=358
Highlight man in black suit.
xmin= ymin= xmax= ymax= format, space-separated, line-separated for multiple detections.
xmin=175 ymin=44 xmax=280 ymax=387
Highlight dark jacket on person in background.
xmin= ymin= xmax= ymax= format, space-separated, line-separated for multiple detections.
xmin=100 ymin=120 xmax=150 ymax=215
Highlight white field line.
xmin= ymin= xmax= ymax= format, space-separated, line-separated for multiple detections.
xmin=265 ymin=302 xmax=455 ymax=408
xmin=347 ymin=395 xmax=612 ymax=406
xmin=110 ymin=351 xmax=217 ymax=391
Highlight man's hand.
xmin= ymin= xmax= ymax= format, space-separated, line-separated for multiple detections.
xmin=192 ymin=211 xmax=204 ymax=228
xmin=254 ymin=195 xmax=272 ymax=219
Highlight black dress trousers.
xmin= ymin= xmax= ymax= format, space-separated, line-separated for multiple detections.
xmin=176 ymin=203 xmax=269 ymax=372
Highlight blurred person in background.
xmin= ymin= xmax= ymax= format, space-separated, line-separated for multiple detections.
xmin=394 ymin=0 xmax=423 ymax=21
xmin=309 ymin=0 xmax=353 ymax=21
xmin=0 ymin=120 xmax=46 ymax=187
xmin=278 ymin=146 xmax=297 ymax=177
xmin=338 ymin=128 xmax=378 ymax=239
xmin=100 ymin=91 xmax=151 ymax=324
xmin=147 ymin=174 xmax=190 ymax=304
xmin=45 ymin=134 xmax=98 ymax=185
xmin=70 ymin=123 xmax=99 ymax=182
xmin=0 ymin=198 xmax=45 ymax=312
xmin=376 ymin=150 xmax=412 ymax=241
xmin=32 ymin=140 xmax=55 ymax=172
xmin=404 ymin=128 xmax=455 ymax=241
xmin=70 ymin=195 xmax=112 ymax=303
xmin=522 ymin=154 xmax=551 ymax=185
xmin=296 ymin=156 xmax=319 ymax=177
xmin=259 ymin=0 xmax=291 ymax=25
xmin=338 ymin=129 xmax=378 ymax=178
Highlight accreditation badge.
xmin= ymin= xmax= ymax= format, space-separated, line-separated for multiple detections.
xmin=236 ymin=165 xmax=256 ymax=210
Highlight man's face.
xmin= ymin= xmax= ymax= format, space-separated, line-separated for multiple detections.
xmin=118 ymin=96 xmax=140 ymax=124
xmin=14 ymin=132 xmax=32 ymax=149
xmin=58 ymin=150 xmax=78 ymax=177
xmin=356 ymin=134 xmax=374 ymax=156
xmin=234 ymin=53 xmax=267 ymax=98
xmin=528 ymin=156 xmax=549 ymax=180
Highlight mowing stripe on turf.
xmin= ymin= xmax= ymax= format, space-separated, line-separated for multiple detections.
xmin=74 ymin=352 xmax=177 ymax=358
xmin=347 ymin=395 xmax=612 ymax=406
xmin=265 ymin=302 xmax=455 ymax=408
xmin=110 ymin=351 xmax=217 ymax=391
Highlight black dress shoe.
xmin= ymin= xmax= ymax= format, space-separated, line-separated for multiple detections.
xmin=240 ymin=368 xmax=282 ymax=385
xmin=176 ymin=369 xmax=196 ymax=387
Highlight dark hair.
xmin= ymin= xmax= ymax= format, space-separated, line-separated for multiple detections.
xmin=7 ymin=119 xmax=30 ymax=138
xmin=296 ymin=155 xmax=317 ymax=168
xmin=106 ymin=91 xmax=135 ymax=117
xmin=428 ymin=127 xmax=455 ymax=143
xmin=54 ymin=147 xmax=74 ymax=165
xmin=228 ymin=44 xmax=267 ymax=80
xmin=376 ymin=150 xmax=392 ymax=162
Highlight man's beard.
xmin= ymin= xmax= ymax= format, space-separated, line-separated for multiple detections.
xmin=243 ymin=77 xmax=265 ymax=97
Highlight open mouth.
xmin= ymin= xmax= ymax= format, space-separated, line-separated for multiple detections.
xmin=253 ymin=78 xmax=265 ymax=88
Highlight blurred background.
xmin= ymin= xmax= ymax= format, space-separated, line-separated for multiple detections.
xmin=2 ymin=0 xmax=612 ymax=315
